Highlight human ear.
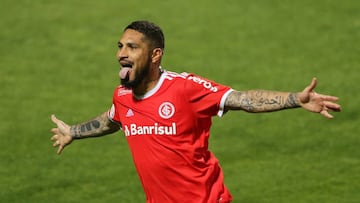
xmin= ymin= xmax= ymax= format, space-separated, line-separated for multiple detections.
xmin=151 ymin=48 xmax=163 ymax=63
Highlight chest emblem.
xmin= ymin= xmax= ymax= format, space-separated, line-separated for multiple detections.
xmin=158 ymin=102 xmax=175 ymax=119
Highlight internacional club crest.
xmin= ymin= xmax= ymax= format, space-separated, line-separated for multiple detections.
xmin=158 ymin=102 xmax=175 ymax=119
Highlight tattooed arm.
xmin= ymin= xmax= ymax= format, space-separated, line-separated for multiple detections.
xmin=224 ymin=90 xmax=299 ymax=113
xmin=50 ymin=112 xmax=120 ymax=154
xmin=69 ymin=112 xmax=120 ymax=139
xmin=224 ymin=78 xmax=341 ymax=118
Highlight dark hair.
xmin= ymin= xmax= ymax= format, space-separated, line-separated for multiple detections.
xmin=125 ymin=20 xmax=165 ymax=50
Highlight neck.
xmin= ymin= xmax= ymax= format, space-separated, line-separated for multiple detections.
xmin=133 ymin=67 xmax=162 ymax=96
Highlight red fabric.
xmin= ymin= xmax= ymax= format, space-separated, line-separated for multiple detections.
xmin=109 ymin=70 xmax=233 ymax=202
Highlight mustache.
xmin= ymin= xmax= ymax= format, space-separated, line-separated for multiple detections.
xmin=118 ymin=58 xmax=133 ymax=65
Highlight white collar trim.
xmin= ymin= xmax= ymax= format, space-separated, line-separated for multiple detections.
xmin=134 ymin=68 xmax=166 ymax=100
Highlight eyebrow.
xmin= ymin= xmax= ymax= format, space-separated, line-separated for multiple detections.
xmin=117 ymin=41 xmax=139 ymax=47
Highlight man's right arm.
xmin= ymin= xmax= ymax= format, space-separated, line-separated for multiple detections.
xmin=50 ymin=111 xmax=120 ymax=154
xmin=70 ymin=111 xmax=120 ymax=139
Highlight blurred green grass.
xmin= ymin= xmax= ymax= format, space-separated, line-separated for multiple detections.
xmin=1 ymin=0 xmax=359 ymax=202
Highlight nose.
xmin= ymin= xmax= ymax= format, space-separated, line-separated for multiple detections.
xmin=116 ymin=47 xmax=127 ymax=60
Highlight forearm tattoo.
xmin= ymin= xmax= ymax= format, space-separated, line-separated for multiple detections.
xmin=70 ymin=112 xmax=119 ymax=139
xmin=284 ymin=93 xmax=299 ymax=108
xmin=225 ymin=91 xmax=300 ymax=113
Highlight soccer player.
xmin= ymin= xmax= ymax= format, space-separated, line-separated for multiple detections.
xmin=50 ymin=20 xmax=341 ymax=202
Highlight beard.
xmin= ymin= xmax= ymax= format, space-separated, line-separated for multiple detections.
xmin=120 ymin=62 xmax=150 ymax=89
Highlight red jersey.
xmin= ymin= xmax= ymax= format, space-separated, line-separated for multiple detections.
xmin=108 ymin=70 xmax=233 ymax=203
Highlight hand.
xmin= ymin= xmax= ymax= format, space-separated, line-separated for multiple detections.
xmin=298 ymin=78 xmax=341 ymax=119
xmin=50 ymin=114 xmax=73 ymax=154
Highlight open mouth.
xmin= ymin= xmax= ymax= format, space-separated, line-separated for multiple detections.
xmin=120 ymin=62 xmax=133 ymax=80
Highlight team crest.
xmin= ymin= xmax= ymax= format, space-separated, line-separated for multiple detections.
xmin=158 ymin=102 xmax=175 ymax=119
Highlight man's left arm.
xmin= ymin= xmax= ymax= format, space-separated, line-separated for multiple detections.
xmin=224 ymin=78 xmax=341 ymax=118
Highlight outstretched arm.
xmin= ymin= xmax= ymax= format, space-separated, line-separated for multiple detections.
xmin=224 ymin=78 xmax=341 ymax=118
xmin=50 ymin=111 xmax=120 ymax=155
xmin=68 ymin=112 xmax=120 ymax=139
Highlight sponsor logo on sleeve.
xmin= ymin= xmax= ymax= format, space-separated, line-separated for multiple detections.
xmin=187 ymin=75 xmax=218 ymax=92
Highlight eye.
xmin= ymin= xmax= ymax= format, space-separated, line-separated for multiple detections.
xmin=128 ymin=43 xmax=138 ymax=49
xmin=117 ymin=42 xmax=123 ymax=49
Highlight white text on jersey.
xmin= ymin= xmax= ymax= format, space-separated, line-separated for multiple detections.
xmin=124 ymin=123 xmax=177 ymax=136
xmin=187 ymin=76 xmax=218 ymax=92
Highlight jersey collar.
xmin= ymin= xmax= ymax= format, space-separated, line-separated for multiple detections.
xmin=134 ymin=67 xmax=166 ymax=100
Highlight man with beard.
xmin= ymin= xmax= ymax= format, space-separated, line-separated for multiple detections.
xmin=50 ymin=20 xmax=341 ymax=202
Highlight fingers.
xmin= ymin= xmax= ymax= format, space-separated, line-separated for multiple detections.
xmin=51 ymin=135 xmax=65 ymax=155
xmin=320 ymin=110 xmax=334 ymax=119
xmin=317 ymin=94 xmax=341 ymax=113
xmin=318 ymin=100 xmax=341 ymax=119
xmin=57 ymin=145 xmax=64 ymax=155
xmin=51 ymin=114 xmax=67 ymax=128
xmin=51 ymin=128 xmax=59 ymax=135
xmin=317 ymin=93 xmax=339 ymax=102
xmin=53 ymin=140 xmax=60 ymax=147
xmin=305 ymin=78 xmax=317 ymax=93
xmin=51 ymin=134 xmax=58 ymax=141
xmin=51 ymin=114 xmax=69 ymax=155
xmin=323 ymin=101 xmax=342 ymax=112
xmin=51 ymin=135 xmax=60 ymax=147
xmin=51 ymin=114 xmax=58 ymax=124
xmin=304 ymin=79 xmax=341 ymax=118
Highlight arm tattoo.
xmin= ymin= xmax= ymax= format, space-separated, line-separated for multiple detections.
xmin=225 ymin=90 xmax=300 ymax=113
xmin=70 ymin=112 xmax=120 ymax=139
xmin=284 ymin=93 xmax=300 ymax=108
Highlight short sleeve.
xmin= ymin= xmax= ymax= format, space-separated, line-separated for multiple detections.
xmin=107 ymin=88 xmax=121 ymax=124
xmin=183 ymin=73 xmax=233 ymax=118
